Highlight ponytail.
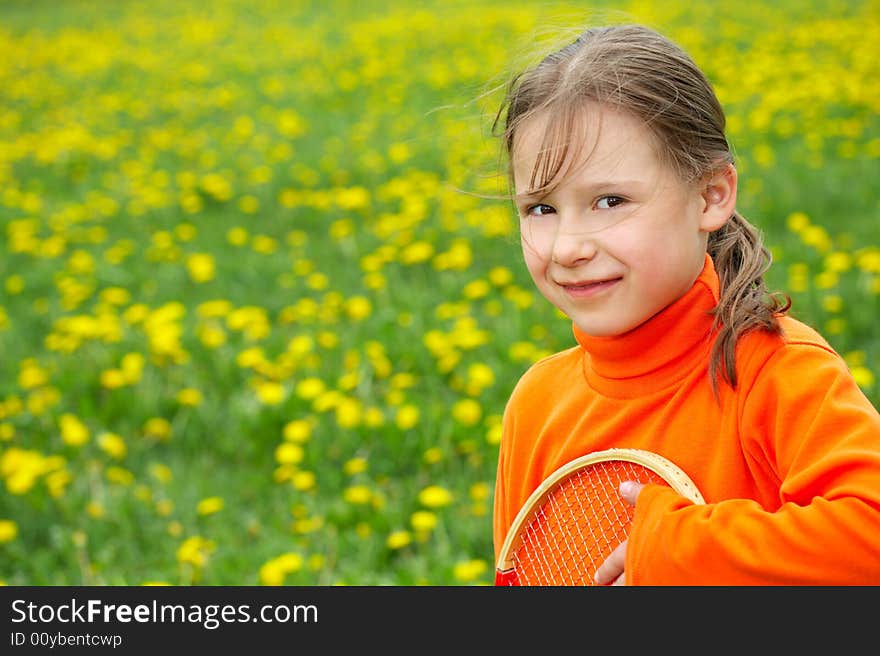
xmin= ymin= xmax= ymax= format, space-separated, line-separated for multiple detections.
xmin=707 ymin=211 xmax=791 ymax=393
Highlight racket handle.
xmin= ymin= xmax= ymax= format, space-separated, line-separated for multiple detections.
xmin=495 ymin=569 xmax=519 ymax=586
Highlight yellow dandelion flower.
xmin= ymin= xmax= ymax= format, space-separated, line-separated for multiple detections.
xmin=291 ymin=470 xmax=316 ymax=491
xmin=306 ymin=272 xmax=328 ymax=290
xmin=313 ymin=390 xmax=343 ymax=412
xmin=824 ymin=318 xmax=846 ymax=335
xmin=400 ymin=241 xmax=434 ymax=265
xmin=317 ymin=331 xmax=339 ymax=349
xmin=418 ymin=485 xmax=454 ymax=508
xmin=463 ymin=279 xmax=491 ymax=300
xmin=335 ymin=398 xmax=363 ymax=428
xmin=99 ymin=287 xmax=131 ymax=306
xmin=120 ymin=353 xmax=145 ymax=382
xmin=386 ymin=529 xmax=412 ymax=550
xmin=410 ymin=510 xmax=438 ymax=532
xmin=238 ymin=195 xmax=260 ymax=214
xmin=143 ymin=417 xmax=172 ymax=441
xmin=0 ymin=424 xmax=14 ymax=441
xmin=292 ymin=516 xmax=324 ymax=534
xmin=388 ymin=142 xmax=411 ymax=163
xmin=345 ymin=296 xmax=372 ymax=321
xmin=453 ymin=559 xmax=487 ymax=583
xmin=255 ymin=380 xmax=285 ymax=405
xmin=856 ymin=249 xmax=880 ymax=273
xmin=186 ymin=253 xmax=216 ymax=283
xmin=149 ymin=463 xmax=173 ymax=484
xmin=177 ymin=388 xmax=203 ymax=406
xmin=486 ymin=422 xmax=502 ymax=445
xmin=508 ymin=341 xmax=538 ymax=362
xmin=100 ymin=368 xmax=128 ymax=389
xmin=395 ymin=404 xmax=419 ymax=430
xmin=275 ymin=442 xmax=304 ymax=465
xmin=196 ymin=300 xmax=233 ymax=318
xmin=176 ymin=536 xmax=215 ymax=568
xmin=283 ymin=419 xmax=313 ymax=443
xmin=18 ymin=360 xmax=48 ymax=389
xmin=97 ymin=432 xmax=127 ymax=460
xmin=470 ymin=482 xmax=491 ymax=502
xmin=5 ymin=275 xmax=24 ymax=294
xmin=45 ymin=469 xmax=72 ymax=498
xmin=295 ymin=378 xmax=326 ymax=400
xmin=0 ymin=519 xmax=18 ymax=543
xmin=86 ymin=501 xmax=105 ymax=519
xmin=801 ymin=225 xmax=831 ymax=252
xmin=343 ymin=457 xmax=368 ymax=476
xmin=135 ymin=485 xmax=152 ymax=503
xmin=423 ymin=447 xmax=443 ymax=464
xmin=59 ymin=413 xmax=89 ymax=446
xmin=343 ymin=484 xmax=372 ymax=505
xmin=227 ymin=227 xmax=249 ymax=246
xmin=467 ymin=363 xmax=495 ymax=390
xmin=815 ymin=271 xmax=838 ymax=290
xmin=274 ymin=464 xmax=294 ymax=483
xmin=364 ymin=407 xmax=385 ymax=427
xmin=488 ymin=266 xmax=513 ymax=286
xmin=824 ymin=252 xmax=852 ymax=273
xmin=363 ymin=272 xmax=386 ymax=290
xmin=106 ymin=466 xmax=134 ymax=486
xmin=452 ymin=398 xmax=482 ymax=426
xmin=329 ymin=218 xmax=353 ymax=240
xmin=196 ymin=496 xmax=224 ymax=516
xmin=336 ymin=186 xmax=369 ymax=210
xmin=821 ymin=295 xmax=844 ymax=313
xmin=852 ymin=367 xmax=875 ymax=390
xmin=259 ymin=552 xmax=303 ymax=586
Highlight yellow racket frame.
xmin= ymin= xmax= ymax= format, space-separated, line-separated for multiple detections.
xmin=496 ymin=447 xmax=705 ymax=574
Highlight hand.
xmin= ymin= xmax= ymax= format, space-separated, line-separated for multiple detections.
xmin=593 ymin=481 xmax=645 ymax=586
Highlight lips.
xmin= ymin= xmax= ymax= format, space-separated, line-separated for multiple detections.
xmin=559 ymin=277 xmax=622 ymax=289
xmin=558 ymin=277 xmax=622 ymax=297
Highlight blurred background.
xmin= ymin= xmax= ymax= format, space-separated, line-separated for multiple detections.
xmin=0 ymin=0 xmax=877 ymax=585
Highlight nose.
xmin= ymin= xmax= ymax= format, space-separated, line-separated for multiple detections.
xmin=551 ymin=223 xmax=598 ymax=266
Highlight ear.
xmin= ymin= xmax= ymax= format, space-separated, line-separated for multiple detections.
xmin=699 ymin=163 xmax=737 ymax=232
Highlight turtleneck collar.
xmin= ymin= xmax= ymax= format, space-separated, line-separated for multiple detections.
xmin=573 ymin=254 xmax=720 ymax=398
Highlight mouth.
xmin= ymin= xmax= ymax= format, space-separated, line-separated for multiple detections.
xmin=559 ymin=277 xmax=622 ymax=297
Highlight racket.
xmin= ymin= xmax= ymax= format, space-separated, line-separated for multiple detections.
xmin=495 ymin=447 xmax=704 ymax=586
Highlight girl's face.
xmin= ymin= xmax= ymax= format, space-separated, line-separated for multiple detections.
xmin=512 ymin=104 xmax=731 ymax=337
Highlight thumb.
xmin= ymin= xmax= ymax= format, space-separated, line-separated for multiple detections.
xmin=619 ymin=480 xmax=645 ymax=505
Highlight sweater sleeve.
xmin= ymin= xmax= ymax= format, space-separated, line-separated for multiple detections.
xmin=626 ymin=340 xmax=880 ymax=585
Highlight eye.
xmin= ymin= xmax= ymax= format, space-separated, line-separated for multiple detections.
xmin=525 ymin=203 xmax=556 ymax=217
xmin=595 ymin=196 xmax=626 ymax=210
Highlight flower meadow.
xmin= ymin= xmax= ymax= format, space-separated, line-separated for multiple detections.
xmin=0 ymin=0 xmax=877 ymax=586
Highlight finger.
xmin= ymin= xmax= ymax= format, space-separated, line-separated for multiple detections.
xmin=619 ymin=480 xmax=645 ymax=505
xmin=594 ymin=539 xmax=627 ymax=585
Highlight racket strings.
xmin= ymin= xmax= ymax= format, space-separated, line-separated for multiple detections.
xmin=511 ymin=460 xmax=666 ymax=585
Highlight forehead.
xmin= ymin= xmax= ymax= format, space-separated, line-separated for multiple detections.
xmin=511 ymin=104 xmax=662 ymax=193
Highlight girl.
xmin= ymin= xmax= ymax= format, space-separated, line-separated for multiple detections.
xmin=491 ymin=24 xmax=880 ymax=585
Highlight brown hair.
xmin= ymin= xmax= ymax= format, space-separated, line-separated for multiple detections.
xmin=493 ymin=23 xmax=790 ymax=392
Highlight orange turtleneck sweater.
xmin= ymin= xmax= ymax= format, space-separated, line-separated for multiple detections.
xmin=493 ymin=254 xmax=880 ymax=584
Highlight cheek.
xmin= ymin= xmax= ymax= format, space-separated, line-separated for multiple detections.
xmin=520 ymin=234 xmax=549 ymax=278
xmin=520 ymin=220 xmax=555 ymax=257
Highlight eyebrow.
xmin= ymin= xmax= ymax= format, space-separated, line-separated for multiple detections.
xmin=514 ymin=179 xmax=647 ymax=202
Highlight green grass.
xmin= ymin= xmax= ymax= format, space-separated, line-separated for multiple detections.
xmin=0 ymin=0 xmax=877 ymax=585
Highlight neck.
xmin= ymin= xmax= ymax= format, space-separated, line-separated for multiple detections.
xmin=573 ymin=254 xmax=720 ymax=398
